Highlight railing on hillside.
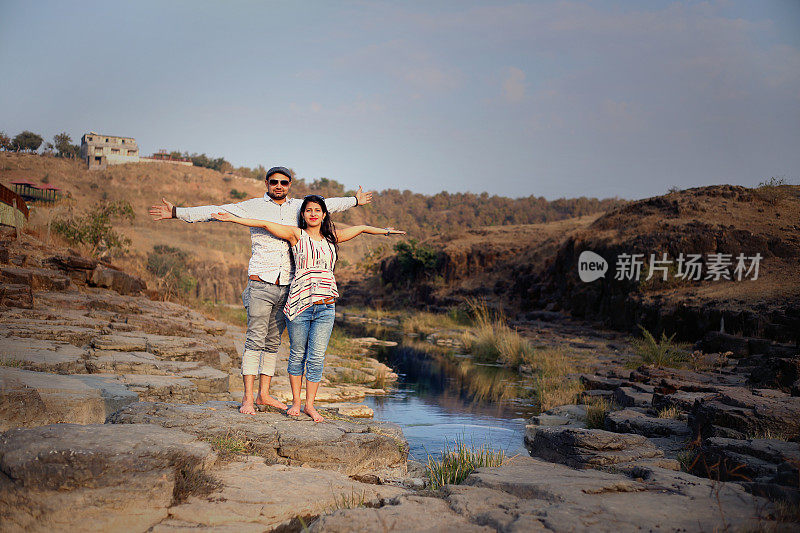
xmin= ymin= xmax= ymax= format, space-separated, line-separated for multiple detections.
xmin=0 ymin=183 xmax=29 ymax=218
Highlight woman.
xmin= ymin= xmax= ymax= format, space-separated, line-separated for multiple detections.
xmin=213 ymin=195 xmax=404 ymax=422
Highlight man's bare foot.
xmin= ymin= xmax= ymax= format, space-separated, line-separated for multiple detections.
xmin=287 ymin=403 xmax=302 ymax=416
xmin=239 ymin=400 xmax=257 ymax=415
xmin=304 ymin=405 xmax=324 ymax=423
xmin=255 ymin=393 xmax=287 ymax=410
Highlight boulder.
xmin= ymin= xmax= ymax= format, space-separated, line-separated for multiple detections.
xmin=690 ymin=387 xmax=800 ymax=440
xmin=108 ymin=401 xmax=408 ymax=477
xmin=0 ymin=283 xmax=32 ymax=308
xmin=89 ymin=264 xmax=146 ymax=295
xmin=524 ymin=426 xmax=665 ymax=469
xmin=612 ymin=386 xmax=652 ymax=408
xmin=605 ymin=409 xmax=691 ymax=438
xmin=0 ymin=265 xmax=70 ymax=291
xmin=0 ymin=423 xmax=216 ymax=532
xmin=0 ymin=368 xmax=138 ymax=430
xmin=698 ymin=437 xmax=800 ymax=487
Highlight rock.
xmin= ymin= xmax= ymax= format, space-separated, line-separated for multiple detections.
xmin=690 ymin=387 xmax=800 ymax=440
xmin=155 ymin=457 xmax=405 ymax=532
xmin=612 ymin=386 xmax=652 ymax=408
xmin=699 ymin=331 xmax=751 ymax=357
xmin=746 ymin=355 xmax=800 ymax=392
xmin=89 ymin=264 xmax=146 ymax=295
xmin=0 ymin=368 xmax=138 ymax=430
xmin=580 ymin=389 xmax=614 ymax=402
xmin=0 ymin=283 xmax=32 ymax=308
xmin=46 ymin=254 xmax=98 ymax=271
xmin=698 ymin=437 xmax=800 ymax=487
xmin=0 ymin=337 xmax=87 ymax=374
xmin=116 ymin=373 xmax=201 ymax=402
xmin=529 ymin=404 xmax=588 ymax=428
xmin=652 ymin=390 xmax=715 ymax=413
xmin=435 ymin=455 xmax=772 ymax=532
xmin=92 ymin=333 xmax=148 ymax=352
xmin=605 ymin=409 xmax=691 ymax=438
xmin=0 ymin=265 xmax=70 ymax=291
xmin=524 ymin=426 xmax=664 ymax=469
xmin=0 ymin=423 xmax=216 ymax=532
xmin=579 ymin=374 xmax=631 ymax=391
xmin=311 ymin=493 xmax=494 ymax=533
xmin=108 ymin=401 xmax=408 ymax=477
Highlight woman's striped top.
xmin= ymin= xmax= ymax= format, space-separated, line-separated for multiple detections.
xmin=284 ymin=230 xmax=338 ymax=320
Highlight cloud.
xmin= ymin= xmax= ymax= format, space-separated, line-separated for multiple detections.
xmin=502 ymin=67 xmax=526 ymax=103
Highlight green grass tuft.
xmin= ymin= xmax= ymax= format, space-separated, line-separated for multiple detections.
xmin=630 ymin=325 xmax=690 ymax=368
xmin=426 ymin=437 xmax=506 ymax=489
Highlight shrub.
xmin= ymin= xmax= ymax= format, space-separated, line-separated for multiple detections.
xmin=630 ymin=326 xmax=690 ymax=367
xmin=52 ymin=201 xmax=135 ymax=257
xmin=392 ymin=239 xmax=441 ymax=280
xmin=147 ymin=245 xmax=197 ymax=298
xmin=753 ymin=176 xmax=792 ymax=205
xmin=229 ymin=189 xmax=247 ymax=200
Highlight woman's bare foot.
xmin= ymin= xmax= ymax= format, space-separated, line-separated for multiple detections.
xmin=287 ymin=403 xmax=302 ymax=416
xmin=239 ymin=399 xmax=257 ymax=415
xmin=304 ymin=405 xmax=324 ymax=423
xmin=255 ymin=393 xmax=287 ymax=410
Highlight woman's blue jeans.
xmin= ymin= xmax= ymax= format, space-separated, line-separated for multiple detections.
xmin=286 ymin=303 xmax=335 ymax=383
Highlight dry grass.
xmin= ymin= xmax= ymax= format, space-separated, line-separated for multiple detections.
xmin=461 ymin=300 xmax=534 ymax=366
xmin=657 ymin=406 xmax=680 ymax=419
xmin=401 ymin=311 xmax=463 ymax=335
xmin=585 ymin=397 xmax=612 ymax=429
xmin=204 ymin=431 xmax=253 ymax=459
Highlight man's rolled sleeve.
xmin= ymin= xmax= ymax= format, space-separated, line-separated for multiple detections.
xmin=325 ymin=196 xmax=358 ymax=213
xmin=175 ymin=201 xmax=253 ymax=223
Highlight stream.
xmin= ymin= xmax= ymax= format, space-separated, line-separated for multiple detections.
xmin=341 ymin=322 xmax=539 ymax=461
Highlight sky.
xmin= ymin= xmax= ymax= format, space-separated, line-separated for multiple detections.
xmin=1 ymin=0 xmax=799 ymax=200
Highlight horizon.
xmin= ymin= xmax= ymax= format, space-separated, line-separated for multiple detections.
xmin=1 ymin=0 xmax=799 ymax=201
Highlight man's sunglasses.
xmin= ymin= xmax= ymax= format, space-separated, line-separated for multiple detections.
xmin=268 ymin=179 xmax=290 ymax=186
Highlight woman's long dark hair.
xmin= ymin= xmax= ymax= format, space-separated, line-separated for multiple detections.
xmin=298 ymin=195 xmax=338 ymax=259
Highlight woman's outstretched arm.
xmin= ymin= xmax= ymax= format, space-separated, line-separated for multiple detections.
xmin=335 ymin=225 xmax=406 ymax=243
xmin=212 ymin=212 xmax=301 ymax=245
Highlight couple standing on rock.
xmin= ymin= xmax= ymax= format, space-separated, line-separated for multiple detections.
xmin=149 ymin=167 xmax=404 ymax=422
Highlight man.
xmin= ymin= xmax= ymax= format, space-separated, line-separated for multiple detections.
xmin=149 ymin=166 xmax=372 ymax=414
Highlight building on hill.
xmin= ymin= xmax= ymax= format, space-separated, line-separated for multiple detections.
xmin=80 ymin=132 xmax=140 ymax=169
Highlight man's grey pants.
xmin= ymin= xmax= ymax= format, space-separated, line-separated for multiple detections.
xmin=241 ymin=279 xmax=289 ymax=376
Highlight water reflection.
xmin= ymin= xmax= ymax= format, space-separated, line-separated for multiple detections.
xmin=345 ymin=332 xmax=534 ymax=459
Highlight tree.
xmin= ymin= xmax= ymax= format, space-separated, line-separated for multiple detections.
xmin=51 ymin=201 xmax=136 ymax=258
xmin=0 ymin=131 xmax=10 ymax=151
xmin=53 ymin=132 xmax=79 ymax=158
xmin=12 ymin=131 xmax=43 ymax=152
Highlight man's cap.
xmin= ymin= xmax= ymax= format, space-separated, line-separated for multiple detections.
xmin=266 ymin=166 xmax=292 ymax=181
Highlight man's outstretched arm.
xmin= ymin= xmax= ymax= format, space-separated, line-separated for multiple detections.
xmin=326 ymin=186 xmax=374 ymax=213
xmin=149 ymin=198 xmax=249 ymax=223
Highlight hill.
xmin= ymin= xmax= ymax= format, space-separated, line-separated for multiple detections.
xmin=0 ymin=152 xmax=619 ymax=304
xmin=341 ymin=184 xmax=800 ymax=344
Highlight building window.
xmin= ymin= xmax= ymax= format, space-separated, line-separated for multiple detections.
xmin=95 ymin=148 xmax=103 ymax=155
xmin=87 ymin=136 xmax=93 ymax=141
xmin=111 ymin=148 xmax=120 ymax=154
xmin=127 ymin=150 xmax=136 ymax=155
xmin=105 ymin=138 xmax=109 ymax=142
xmin=121 ymin=139 xmax=125 ymax=144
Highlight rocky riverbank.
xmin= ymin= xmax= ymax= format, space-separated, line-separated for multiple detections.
xmin=2 ymin=229 xmax=797 ymax=531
